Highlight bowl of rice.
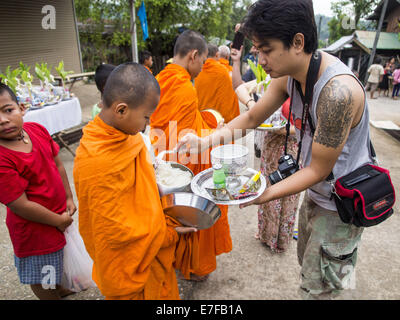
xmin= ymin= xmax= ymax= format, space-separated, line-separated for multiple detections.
xmin=210 ymin=144 xmax=249 ymax=175
xmin=155 ymin=161 xmax=194 ymax=197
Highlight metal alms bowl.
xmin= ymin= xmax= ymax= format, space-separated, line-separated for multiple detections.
xmin=210 ymin=144 xmax=249 ymax=175
xmin=156 ymin=161 xmax=194 ymax=197
xmin=161 ymin=192 xmax=221 ymax=230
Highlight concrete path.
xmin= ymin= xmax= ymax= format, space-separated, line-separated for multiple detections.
xmin=1 ymin=83 xmax=399 ymax=300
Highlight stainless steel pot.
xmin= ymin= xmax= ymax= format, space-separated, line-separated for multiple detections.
xmin=161 ymin=192 xmax=221 ymax=230
xmin=156 ymin=162 xmax=194 ymax=197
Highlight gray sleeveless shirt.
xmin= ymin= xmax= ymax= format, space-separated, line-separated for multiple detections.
xmin=287 ymin=54 xmax=374 ymax=211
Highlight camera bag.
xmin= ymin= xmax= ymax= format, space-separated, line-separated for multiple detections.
xmin=332 ymin=164 xmax=395 ymax=227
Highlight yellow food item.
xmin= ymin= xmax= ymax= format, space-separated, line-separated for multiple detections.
xmin=259 ymin=123 xmax=273 ymax=128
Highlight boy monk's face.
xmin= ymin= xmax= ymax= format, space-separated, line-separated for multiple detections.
xmin=116 ymin=89 xmax=160 ymax=135
xmin=188 ymin=49 xmax=208 ymax=80
xmin=0 ymin=91 xmax=25 ymax=141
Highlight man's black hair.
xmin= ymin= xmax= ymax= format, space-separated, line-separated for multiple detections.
xmin=95 ymin=64 xmax=116 ymax=94
xmin=139 ymin=51 xmax=152 ymax=65
xmin=173 ymin=30 xmax=207 ymax=58
xmin=207 ymin=44 xmax=219 ymax=58
xmin=373 ymin=56 xmax=382 ymax=64
xmin=0 ymin=83 xmax=18 ymax=104
xmin=102 ymin=62 xmax=160 ymax=109
xmin=241 ymin=0 xmax=318 ymax=54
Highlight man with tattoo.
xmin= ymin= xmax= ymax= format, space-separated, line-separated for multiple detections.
xmin=177 ymin=0 xmax=374 ymax=299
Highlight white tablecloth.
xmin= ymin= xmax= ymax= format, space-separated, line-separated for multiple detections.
xmin=24 ymin=97 xmax=82 ymax=135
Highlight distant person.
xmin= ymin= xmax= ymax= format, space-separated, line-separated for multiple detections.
xmin=379 ymin=58 xmax=395 ymax=97
xmin=218 ymin=45 xmax=233 ymax=76
xmin=366 ymin=56 xmax=384 ymax=99
xmin=139 ymin=50 xmax=153 ymax=74
xmin=0 ymin=83 xmax=76 ymax=300
xmin=92 ymin=64 xmax=116 ymax=119
xmin=195 ymin=43 xmax=240 ymax=123
xmin=391 ymin=64 xmax=400 ymax=100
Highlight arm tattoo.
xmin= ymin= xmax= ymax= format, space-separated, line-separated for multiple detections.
xmin=315 ymin=79 xmax=354 ymax=148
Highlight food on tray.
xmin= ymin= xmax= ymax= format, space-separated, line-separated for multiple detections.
xmin=239 ymin=171 xmax=261 ymax=194
xmin=156 ymin=162 xmax=192 ymax=188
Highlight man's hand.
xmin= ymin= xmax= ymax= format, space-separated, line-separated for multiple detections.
xmin=231 ymin=46 xmax=243 ymax=64
xmin=175 ymin=226 xmax=198 ymax=234
xmin=66 ymin=198 xmax=77 ymax=216
xmin=176 ymin=133 xmax=208 ymax=155
xmin=57 ymin=211 xmax=73 ymax=232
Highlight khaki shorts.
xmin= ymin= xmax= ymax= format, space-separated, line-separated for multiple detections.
xmin=367 ymin=82 xmax=379 ymax=92
xmin=297 ymin=193 xmax=364 ymax=300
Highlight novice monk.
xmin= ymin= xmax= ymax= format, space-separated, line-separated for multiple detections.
xmin=73 ymin=63 xmax=196 ymax=300
xmin=195 ymin=44 xmax=240 ymax=123
xmin=150 ymin=30 xmax=232 ymax=281
xmin=218 ymin=45 xmax=233 ymax=77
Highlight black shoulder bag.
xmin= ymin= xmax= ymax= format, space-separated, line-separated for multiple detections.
xmin=285 ymin=51 xmax=396 ymax=228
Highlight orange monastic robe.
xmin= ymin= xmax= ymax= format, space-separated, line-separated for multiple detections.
xmin=144 ymin=65 xmax=153 ymax=74
xmin=150 ymin=63 xmax=232 ymax=277
xmin=219 ymin=58 xmax=233 ymax=74
xmin=73 ymin=116 xmax=180 ymax=300
xmin=195 ymin=58 xmax=240 ymax=123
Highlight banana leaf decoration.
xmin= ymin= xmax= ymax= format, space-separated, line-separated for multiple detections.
xmin=0 ymin=66 xmax=21 ymax=93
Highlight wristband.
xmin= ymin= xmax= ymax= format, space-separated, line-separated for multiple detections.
xmin=245 ymin=98 xmax=255 ymax=109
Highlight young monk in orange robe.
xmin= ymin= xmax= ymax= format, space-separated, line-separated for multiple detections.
xmin=73 ymin=63 xmax=196 ymax=300
xmin=195 ymin=44 xmax=240 ymax=123
xmin=150 ymin=30 xmax=232 ymax=281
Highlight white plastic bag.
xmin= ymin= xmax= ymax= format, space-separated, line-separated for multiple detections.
xmin=61 ymin=223 xmax=97 ymax=292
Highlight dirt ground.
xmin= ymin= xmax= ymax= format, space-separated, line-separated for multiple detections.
xmin=0 ymin=81 xmax=399 ymax=300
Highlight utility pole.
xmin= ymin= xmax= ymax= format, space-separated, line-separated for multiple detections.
xmin=364 ymin=0 xmax=389 ymax=84
xmin=130 ymin=0 xmax=138 ymax=63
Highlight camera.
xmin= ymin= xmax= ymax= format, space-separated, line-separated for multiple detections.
xmin=268 ymin=154 xmax=298 ymax=185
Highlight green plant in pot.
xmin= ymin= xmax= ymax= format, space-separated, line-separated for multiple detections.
xmin=55 ymin=61 xmax=73 ymax=99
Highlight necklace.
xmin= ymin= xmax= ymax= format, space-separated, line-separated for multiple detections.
xmin=17 ymin=130 xmax=29 ymax=144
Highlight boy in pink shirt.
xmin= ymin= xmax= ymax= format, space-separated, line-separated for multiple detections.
xmin=0 ymin=83 xmax=76 ymax=299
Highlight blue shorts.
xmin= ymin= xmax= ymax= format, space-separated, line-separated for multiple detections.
xmin=14 ymin=249 xmax=64 ymax=286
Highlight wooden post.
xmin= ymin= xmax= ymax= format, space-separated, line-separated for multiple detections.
xmin=364 ymin=0 xmax=389 ymax=84
xmin=130 ymin=0 xmax=138 ymax=63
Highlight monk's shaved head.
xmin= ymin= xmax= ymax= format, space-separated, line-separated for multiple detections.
xmin=207 ymin=44 xmax=219 ymax=58
xmin=174 ymin=30 xmax=207 ymax=58
xmin=218 ymin=45 xmax=230 ymax=59
xmin=102 ymin=62 xmax=160 ymax=109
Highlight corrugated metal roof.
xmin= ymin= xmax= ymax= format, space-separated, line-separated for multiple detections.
xmin=323 ymin=35 xmax=354 ymax=53
xmin=355 ymin=30 xmax=400 ymax=50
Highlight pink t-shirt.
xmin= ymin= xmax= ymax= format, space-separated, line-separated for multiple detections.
xmin=0 ymin=122 xmax=66 ymax=258
xmin=393 ymin=69 xmax=400 ymax=84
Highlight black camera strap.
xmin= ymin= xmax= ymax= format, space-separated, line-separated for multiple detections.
xmin=285 ymin=51 xmax=322 ymax=170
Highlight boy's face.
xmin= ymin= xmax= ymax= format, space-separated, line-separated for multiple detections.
xmin=145 ymin=56 xmax=153 ymax=68
xmin=252 ymin=37 xmax=298 ymax=79
xmin=115 ymin=90 xmax=160 ymax=136
xmin=0 ymin=92 xmax=25 ymax=141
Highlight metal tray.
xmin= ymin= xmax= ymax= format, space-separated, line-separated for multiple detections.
xmin=191 ymin=167 xmax=267 ymax=205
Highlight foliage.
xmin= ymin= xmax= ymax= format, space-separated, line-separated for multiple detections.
xmin=74 ymin=0 xmax=250 ymax=72
xmin=328 ymin=0 xmax=380 ymax=44
xmin=55 ymin=61 xmax=74 ymax=83
xmin=0 ymin=66 xmax=21 ymax=93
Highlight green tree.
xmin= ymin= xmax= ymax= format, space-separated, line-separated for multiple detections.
xmin=328 ymin=0 xmax=380 ymax=44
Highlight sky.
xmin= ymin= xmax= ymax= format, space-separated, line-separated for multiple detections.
xmin=313 ymin=0 xmax=335 ymax=17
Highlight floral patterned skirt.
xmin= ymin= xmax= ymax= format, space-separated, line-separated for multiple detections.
xmin=257 ymin=131 xmax=300 ymax=253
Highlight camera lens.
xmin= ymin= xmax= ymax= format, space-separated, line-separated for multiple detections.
xmin=268 ymin=171 xmax=282 ymax=185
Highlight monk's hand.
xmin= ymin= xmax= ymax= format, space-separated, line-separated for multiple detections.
xmin=66 ymin=197 xmax=77 ymax=216
xmin=175 ymin=226 xmax=198 ymax=234
xmin=216 ymin=119 xmax=225 ymax=129
xmin=176 ymin=133 xmax=206 ymax=155
xmin=57 ymin=211 xmax=74 ymax=232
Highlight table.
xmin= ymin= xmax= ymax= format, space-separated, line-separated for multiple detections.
xmin=24 ymin=97 xmax=82 ymax=135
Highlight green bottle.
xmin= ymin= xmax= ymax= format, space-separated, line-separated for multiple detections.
xmin=213 ymin=163 xmax=226 ymax=189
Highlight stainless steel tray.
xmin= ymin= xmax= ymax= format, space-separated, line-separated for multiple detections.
xmin=191 ymin=167 xmax=267 ymax=205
